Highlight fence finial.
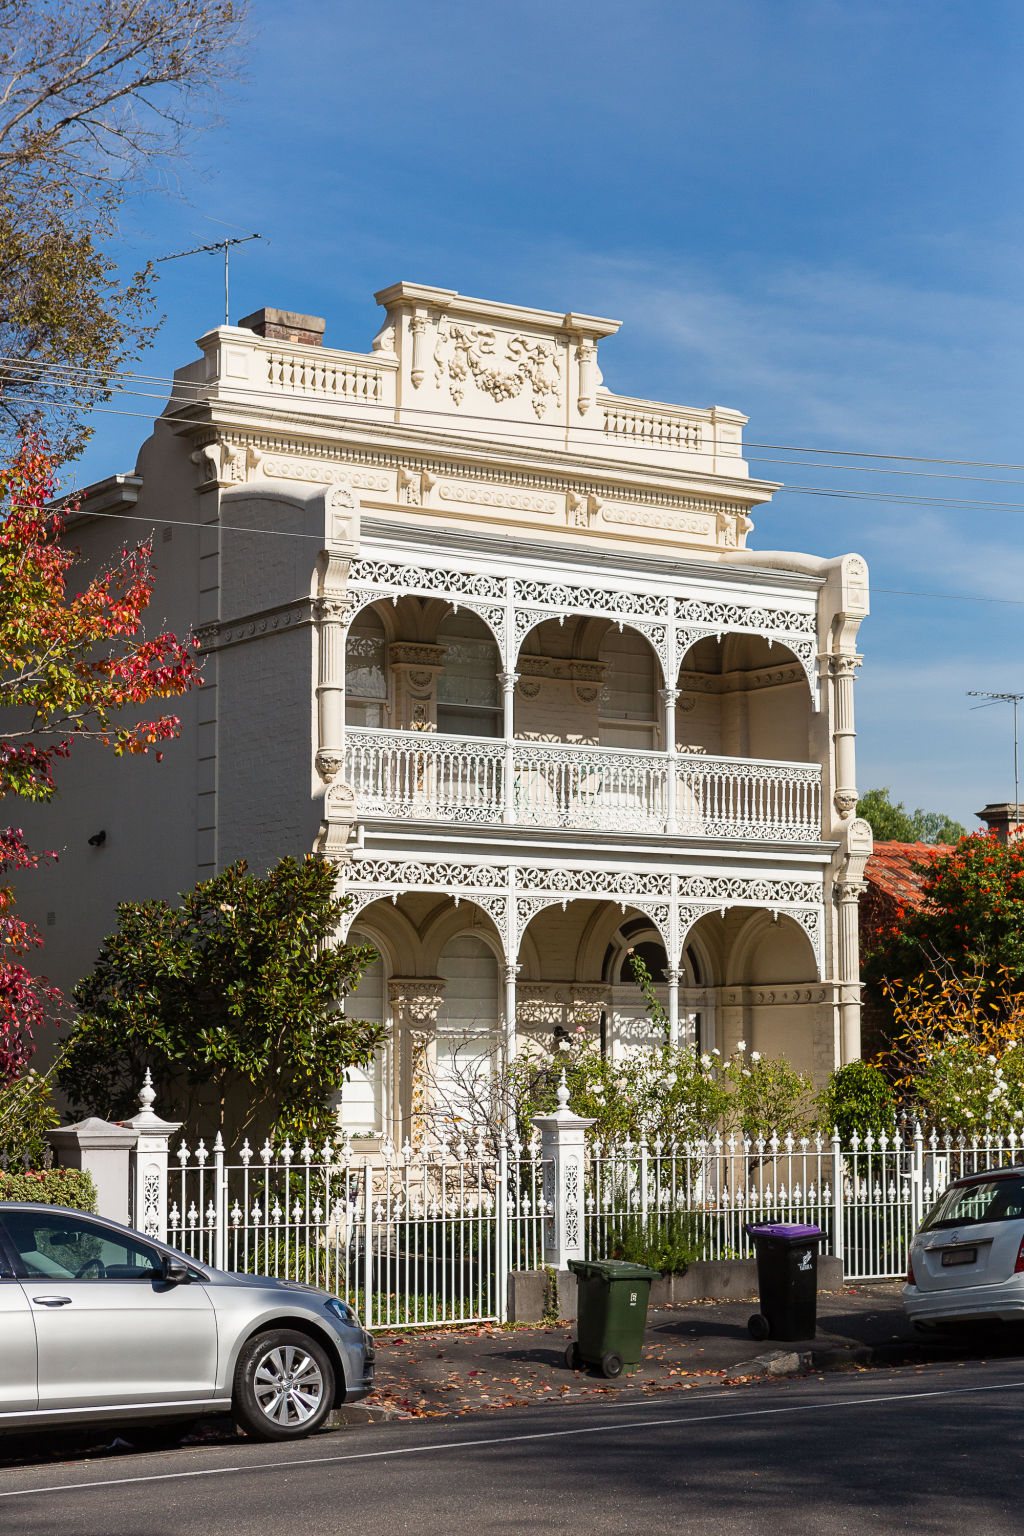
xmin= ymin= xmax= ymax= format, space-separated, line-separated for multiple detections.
xmin=556 ymin=1068 xmax=571 ymax=1112
xmin=139 ymin=1068 xmax=156 ymax=1116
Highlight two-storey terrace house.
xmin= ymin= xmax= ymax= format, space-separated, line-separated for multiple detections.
xmin=26 ymin=283 xmax=873 ymax=1142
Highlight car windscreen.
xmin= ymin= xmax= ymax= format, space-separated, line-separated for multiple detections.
xmin=920 ymin=1176 xmax=1024 ymax=1231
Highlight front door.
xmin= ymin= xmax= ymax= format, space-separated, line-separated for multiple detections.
xmin=0 ymin=1240 xmax=36 ymax=1414
xmin=0 ymin=1208 xmax=218 ymax=1411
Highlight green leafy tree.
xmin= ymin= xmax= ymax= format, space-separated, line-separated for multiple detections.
xmin=57 ymin=856 xmax=385 ymax=1142
xmin=857 ymin=787 xmax=966 ymax=845
xmin=0 ymin=0 xmax=248 ymax=456
xmin=866 ymin=832 xmax=1024 ymax=1008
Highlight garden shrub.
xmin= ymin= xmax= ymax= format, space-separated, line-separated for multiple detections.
xmin=818 ymin=1060 xmax=898 ymax=1143
xmin=609 ymin=1212 xmax=702 ymax=1274
xmin=0 ymin=1167 xmax=97 ymax=1211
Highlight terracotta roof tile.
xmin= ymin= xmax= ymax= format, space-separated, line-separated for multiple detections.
xmin=864 ymin=840 xmax=947 ymax=909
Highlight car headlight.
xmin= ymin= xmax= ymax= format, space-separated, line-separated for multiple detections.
xmin=325 ymin=1297 xmax=361 ymax=1329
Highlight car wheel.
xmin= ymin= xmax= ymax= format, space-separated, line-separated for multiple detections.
xmin=232 ymin=1330 xmax=335 ymax=1442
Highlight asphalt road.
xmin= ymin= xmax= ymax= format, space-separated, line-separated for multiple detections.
xmin=1 ymin=1360 xmax=1021 ymax=1535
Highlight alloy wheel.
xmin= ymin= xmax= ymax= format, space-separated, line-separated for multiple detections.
xmin=251 ymin=1344 xmax=326 ymax=1426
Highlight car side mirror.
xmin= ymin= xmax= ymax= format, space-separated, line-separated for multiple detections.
xmin=162 ymin=1255 xmax=190 ymax=1285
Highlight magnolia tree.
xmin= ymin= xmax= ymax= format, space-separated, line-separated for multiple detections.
xmin=0 ymin=434 xmax=200 ymax=1081
xmin=57 ymin=856 xmax=385 ymax=1143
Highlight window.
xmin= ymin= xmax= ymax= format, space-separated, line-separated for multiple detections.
xmin=346 ymin=611 xmax=388 ymax=727
xmin=2 ymin=1210 xmax=165 ymax=1281
xmin=436 ymin=934 xmax=501 ymax=1121
xmin=436 ymin=614 xmax=500 ymax=737
xmin=598 ymin=627 xmax=658 ymax=749
xmin=339 ymin=941 xmax=387 ymax=1135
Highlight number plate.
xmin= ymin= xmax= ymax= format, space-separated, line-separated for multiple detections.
xmin=941 ymin=1247 xmax=977 ymax=1266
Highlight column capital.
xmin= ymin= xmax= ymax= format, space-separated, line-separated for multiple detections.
xmin=827 ymin=652 xmax=863 ymax=679
xmin=388 ymin=977 xmax=445 ymax=1024
xmin=498 ymin=671 xmax=520 ymax=692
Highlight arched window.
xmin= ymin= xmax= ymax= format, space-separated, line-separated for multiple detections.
xmin=338 ymin=940 xmax=387 ymax=1135
xmin=436 ymin=612 xmax=500 ymax=738
xmin=599 ymin=627 xmax=658 ymax=749
xmin=345 ymin=609 xmax=387 ymax=727
xmin=435 ymin=933 xmax=501 ymax=1121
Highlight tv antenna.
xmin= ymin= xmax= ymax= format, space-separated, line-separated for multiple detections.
xmin=967 ymin=689 xmax=1024 ymax=813
xmin=156 ymin=232 xmax=263 ymax=325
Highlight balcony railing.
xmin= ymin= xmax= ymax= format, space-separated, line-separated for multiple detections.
xmin=344 ymin=729 xmax=822 ymax=841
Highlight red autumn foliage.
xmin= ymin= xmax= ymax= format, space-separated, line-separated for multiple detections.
xmin=0 ymin=433 xmax=202 ymax=1079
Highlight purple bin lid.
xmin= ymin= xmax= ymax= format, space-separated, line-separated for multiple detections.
xmin=745 ymin=1223 xmax=822 ymax=1239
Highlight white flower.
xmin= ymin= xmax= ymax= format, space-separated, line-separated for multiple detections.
xmin=750 ymin=1051 xmax=762 ymax=1063
xmin=1015 ymin=1110 xmax=1023 ymax=1120
xmin=557 ymin=1039 xmax=570 ymax=1053
xmin=711 ymin=1048 xmax=721 ymax=1057
xmin=700 ymin=1053 xmax=712 ymax=1068
xmin=987 ymin=1054 xmax=998 ymax=1066
xmin=736 ymin=1040 xmax=747 ymax=1052
xmin=742 ymin=1069 xmax=751 ymax=1079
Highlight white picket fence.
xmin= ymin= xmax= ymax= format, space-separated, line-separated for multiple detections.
xmin=162 ymin=1123 xmax=1024 ymax=1327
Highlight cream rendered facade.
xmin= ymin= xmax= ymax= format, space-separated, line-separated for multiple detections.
xmin=30 ymin=282 xmax=873 ymax=1143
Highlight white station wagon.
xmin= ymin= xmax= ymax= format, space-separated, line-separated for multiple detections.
xmin=904 ymin=1166 xmax=1024 ymax=1328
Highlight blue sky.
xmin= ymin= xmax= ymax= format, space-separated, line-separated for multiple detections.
xmin=70 ymin=0 xmax=1024 ymax=827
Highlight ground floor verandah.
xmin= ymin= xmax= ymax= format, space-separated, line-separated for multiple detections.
xmin=333 ymin=844 xmax=843 ymax=1146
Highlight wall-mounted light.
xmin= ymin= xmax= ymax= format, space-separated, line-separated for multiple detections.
xmin=87 ymin=830 xmax=106 ymax=847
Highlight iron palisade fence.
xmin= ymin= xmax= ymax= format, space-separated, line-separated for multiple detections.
xmin=140 ymin=1108 xmax=1024 ymax=1328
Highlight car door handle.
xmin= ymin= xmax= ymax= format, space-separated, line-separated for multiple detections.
xmin=32 ymin=1295 xmax=72 ymax=1306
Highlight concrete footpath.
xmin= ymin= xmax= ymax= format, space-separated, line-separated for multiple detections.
xmin=352 ymin=1282 xmax=1024 ymax=1421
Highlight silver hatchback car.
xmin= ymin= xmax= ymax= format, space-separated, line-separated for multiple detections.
xmin=904 ymin=1166 xmax=1024 ymax=1328
xmin=0 ymin=1202 xmax=375 ymax=1441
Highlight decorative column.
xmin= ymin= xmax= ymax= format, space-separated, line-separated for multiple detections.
xmin=502 ymin=961 xmax=520 ymax=1063
xmin=409 ymin=309 xmax=429 ymax=388
xmin=387 ymin=978 xmax=445 ymax=1146
xmin=499 ymin=672 xmax=519 ymax=824
xmin=575 ymin=339 xmax=598 ymax=416
xmin=835 ymin=880 xmax=868 ymax=1063
xmin=660 ymin=686 xmax=679 ymax=834
xmin=829 ymin=653 xmax=863 ymax=820
xmin=533 ymin=1071 xmax=595 ymax=1271
xmin=315 ymin=597 xmax=352 ymax=784
xmin=665 ymin=967 xmax=681 ymax=1048
xmin=125 ymin=1070 xmax=182 ymax=1243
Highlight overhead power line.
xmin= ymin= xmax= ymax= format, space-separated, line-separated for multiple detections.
xmin=7 ymin=352 xmax=1024 ymax=479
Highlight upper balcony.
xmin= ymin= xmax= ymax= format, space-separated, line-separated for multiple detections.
xmin=345 ymin=728 xmax=821 ymax=842
xmin=339 ymin=593 xmax=825 ymax=845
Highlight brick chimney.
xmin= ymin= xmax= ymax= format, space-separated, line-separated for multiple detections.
xmin=237 ymin=308 xmax=325 ymax=347
xmin=976 ymin=803 xmax=1024 ymax=843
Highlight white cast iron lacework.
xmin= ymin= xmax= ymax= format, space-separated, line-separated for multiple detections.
xmin=344 ymin=731 xmax=822 ymax=840
xmin=339 ymin=857 xmax=824 ymax=974
xmin=341 ymin=558 xmax=820 ymax=703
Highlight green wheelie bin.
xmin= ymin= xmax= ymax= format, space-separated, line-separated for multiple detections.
xmin=566 ymin=1258 xmax=661 ymax=1378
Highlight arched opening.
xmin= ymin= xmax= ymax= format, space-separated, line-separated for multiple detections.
xmin=436 ymin=610 xmax=501 ymax=738
xmin=676 ymin=634 xmax=811 ymax=762
xmin=345 ymin=607 xmax=388 ymax=727
xmin=514 ymin=615 xmax=662 ymax=747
